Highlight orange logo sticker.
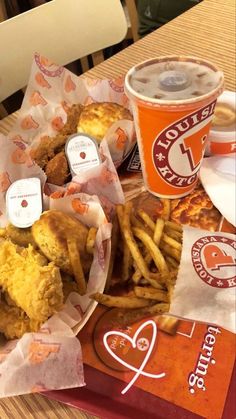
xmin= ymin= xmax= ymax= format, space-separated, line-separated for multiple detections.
xmin=29 ymin=91 xmax=47 ymax=107
xmin=51 ymin=116 xmax=64 ymax=131
xmin=35 ymin=72 xmax=51 ymax=89
xmin=71 ymin=198 xmax=89 ymax=214
xmin=191 ymin=235 xmax=236 ymax=288
xmin=21 ymin=115 xmax=39 ymax=130
xmin=115 ymin=128 xmax=127 ymax=151
xmin=28 ymin=340 xmax=60 ymax=364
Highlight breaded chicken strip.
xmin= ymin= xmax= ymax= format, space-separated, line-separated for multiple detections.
xmin=45 ymin=151 xmax=70 ymax=186
xmin=0 ymin=298 xmax=41 ymax=339
xmin=0 ymin=241 xmax=63 ymax=322
xmin=30 ymin=104 xmax=82 ymax=169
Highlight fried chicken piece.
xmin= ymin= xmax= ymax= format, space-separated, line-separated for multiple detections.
xmin=0 ymin=240 xmax=63 ymax=322
xmin=0 ymin=298 xmax=41 ymax=339
xmin=30 ymin=135 xmax=55 ymax=168
xmin=45 ymin=151 xmax=70 ymax=186
xmin=170 ymin=184 xmax=221 ymax=231
xmin=30 ymin=104 xmax=83 ymax=169
xmin=4 ymin=224 xmax=36 ymax=247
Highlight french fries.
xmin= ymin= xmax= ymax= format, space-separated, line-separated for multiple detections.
xmin=134 ymin=286 xmax=169 ymax=302
xmin=105 ymin=215 xmax=119 ymax=292
xmin=116 ymin=303 xmax=170 ymax=326
xmin=132 ymin=227 xmax=169 ymax=274
xmin=91 ymin=292 xmax=153 ymax=308
xmin=67 ymin=237 xmax=86 ymax=295
xmin=137 ymin=209 xmax=155 ymax=231
xmin=154 ymin=218 xmax=165 ymax=246
xmin=90 ymin=201 xmax=183 ymax=328
xmin=86 ymin=227 xmax=97 ymax=255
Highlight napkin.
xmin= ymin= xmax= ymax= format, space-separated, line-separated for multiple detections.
xmin=170 ymin=226 xmax=236 ymax=333
xmin=200 ymin=155 xmax=236 ymax=227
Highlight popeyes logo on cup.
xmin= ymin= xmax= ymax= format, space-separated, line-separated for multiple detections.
xmin=152 ymin=101 xmax=216 ymax=188
xmin=191 ymin=235 xmax=236 ymax=288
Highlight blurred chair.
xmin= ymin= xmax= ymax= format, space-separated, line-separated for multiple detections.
xmin=123 ymin=0 xmax=139 ymax=42
xmin=0 ymin=0 xmax=128 ymax=116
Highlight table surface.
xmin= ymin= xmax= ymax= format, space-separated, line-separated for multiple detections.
xmin=0 ymin=0 xmax=235 ymax=417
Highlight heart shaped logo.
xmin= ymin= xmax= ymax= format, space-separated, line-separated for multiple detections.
xmin=103 ymin=320 xmax=165 ymax=394
xmin=80 ymin=152 xmax=86 ymax=159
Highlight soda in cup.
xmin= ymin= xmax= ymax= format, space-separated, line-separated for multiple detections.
xmin=125 ymin=56 xmax=224 ymax=198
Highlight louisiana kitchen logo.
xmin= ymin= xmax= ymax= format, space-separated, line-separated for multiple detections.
xmin=191 ymin=235 xmax=236 ymax=288
xmin=152 ymin=101 xmax=216 ymax=188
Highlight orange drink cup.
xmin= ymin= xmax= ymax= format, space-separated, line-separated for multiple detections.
xmin=125 ymin=56 xmax=224 ymax=198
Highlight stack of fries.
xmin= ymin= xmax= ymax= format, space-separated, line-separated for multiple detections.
xmin=91 ymin=200 xmax=183 ymax=326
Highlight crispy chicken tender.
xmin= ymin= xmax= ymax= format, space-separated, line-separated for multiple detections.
xmin=170 ymin=184 xmax=221 ymax=231
xmin=0 ymin=240 xmax=63 ymax=322
xmin=45 ymin=151 xmax=69 ymax=186
xmin=0 ymin=298 xmax=41 ymax=339
xmin=77 ymin=102 xmax=133 ymax=143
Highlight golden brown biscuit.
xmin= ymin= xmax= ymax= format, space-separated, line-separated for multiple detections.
xmin=77 ymin=102 xmax=133 ymax=143
xmin=32 ymin=210 xmax=92 ymax=275
xmin=45 ymin=151 xmax=70 ymax=186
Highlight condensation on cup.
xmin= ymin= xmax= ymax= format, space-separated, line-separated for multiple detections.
xmin=125 ymin=56 xmax=224 ymax=198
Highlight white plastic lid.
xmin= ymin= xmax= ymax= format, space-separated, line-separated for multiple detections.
xmin=65 ymin=133 xmax=101 ymax=176
xmin=6 ymin=178 xmax=42 ymax=228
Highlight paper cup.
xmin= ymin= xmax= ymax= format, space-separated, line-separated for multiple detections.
xmin=125 ymin=56 xmax=224 ymax=198
xmin=205 ymin=90 xmax=236 ymax=156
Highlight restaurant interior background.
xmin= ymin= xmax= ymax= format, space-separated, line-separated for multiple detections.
xmin=0 ymin=0 xmax=202 ymax=115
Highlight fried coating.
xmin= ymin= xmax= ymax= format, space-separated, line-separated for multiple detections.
xmin=30 ymin=104 xmax=82 ymax=169
xmin=77 ymin=102 xmax=133 ymax=143
xmin=5 ymin=224 xmax=35 ymax=247
xmin=32 ymin=210 xmax=92 ymax=275
xmin=0 ymin=298 xmax=41 ymax=339
xmin=170 ymin=184 xmax=221 ymax=231
xmin=0 ymin=240 xmax=63 ymax=322
xmin=61 ymin=273 xmax=79 ymax=301
xmin=45 ymin=151 xmax=70 ymax=186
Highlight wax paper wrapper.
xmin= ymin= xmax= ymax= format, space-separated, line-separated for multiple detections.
xmin=7 ymin=53 xmax=136 ymax=168
xmin=170 ymin=226 xmax=236 ymax=333
xmin=0 ymin=133 xmax=125 ymax=397
xmin=200 ymin=155 xmax=236 ymax=227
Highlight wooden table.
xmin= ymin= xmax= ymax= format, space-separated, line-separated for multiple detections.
xmin=0 ymin=0 xmax=235 ymax=417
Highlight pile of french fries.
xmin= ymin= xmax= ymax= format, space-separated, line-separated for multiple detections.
xmin=91 ymin=200 xmax=183 ymax=326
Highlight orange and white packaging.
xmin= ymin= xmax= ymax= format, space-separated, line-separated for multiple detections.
xmin=0 ymin=131 xmax=126 ymax=397
xmin=170 ymin=226 xmax=236 ymax=333
xmin=125 ymin=56 xmax=224 ymax=199
xmin=7 ymin=53 xmax=135 ymax=168
xmin=200 ymin=155 xmax=236 ymax=227
xmin=205 ymin=90 xmax=236 ymax=156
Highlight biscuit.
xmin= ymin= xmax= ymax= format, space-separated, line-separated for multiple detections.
xmin=77 ymin=102 xmax=133 ymax=143
xmin=32 ymin=210 xmax=92 ymax=275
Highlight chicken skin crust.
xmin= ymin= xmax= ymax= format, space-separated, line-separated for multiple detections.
xmin=0 ymin=241 xmax=63 ymax=322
